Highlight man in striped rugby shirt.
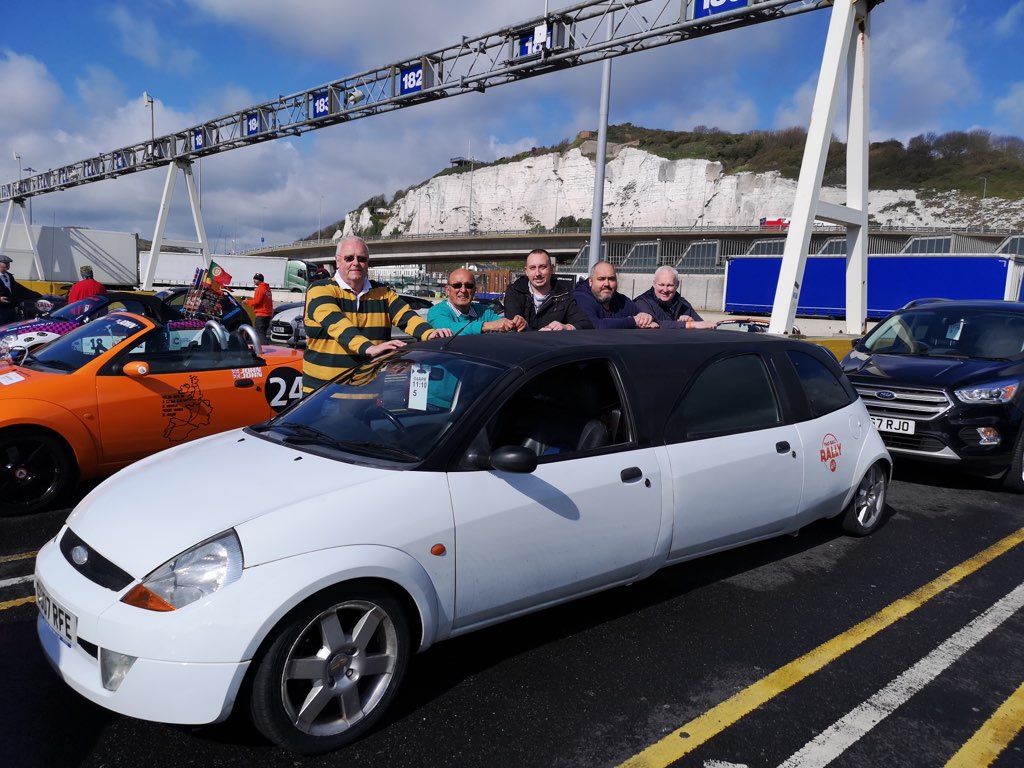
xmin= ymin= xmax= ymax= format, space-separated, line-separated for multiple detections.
xmin=302 ymin=236 xmax=452 ymax=393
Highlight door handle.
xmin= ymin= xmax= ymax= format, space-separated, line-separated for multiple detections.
xmin=620 ymin=467 xmax=642 ymax=482
xmin=234 ymin=379 xmax=255 ymax=388
xmin=776 ymin=441 xmax=790 ymax=454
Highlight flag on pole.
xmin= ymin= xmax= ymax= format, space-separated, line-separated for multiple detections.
xmin=209 ymin=260 xmax=232 ymax=286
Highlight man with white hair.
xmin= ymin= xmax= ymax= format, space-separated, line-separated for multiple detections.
xmin=303 ymin=236 xmax=452 ymax=393
xmin=634 ymin=266 xmax=716 ymax=329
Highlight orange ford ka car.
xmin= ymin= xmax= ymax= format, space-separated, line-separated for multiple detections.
xmin=0 ymin=313 xmax=304 ymax=516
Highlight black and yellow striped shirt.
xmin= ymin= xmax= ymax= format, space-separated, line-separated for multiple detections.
xmin=302 ymin=279 xmax=433 ymax=392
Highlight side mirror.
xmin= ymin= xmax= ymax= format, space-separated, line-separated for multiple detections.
xmin=489 ymin=445 xmax=538 ymax=474
xmin=122 ymin=361 xmax=150 ymax=378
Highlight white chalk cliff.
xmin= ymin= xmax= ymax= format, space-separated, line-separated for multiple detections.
xmin=343 ymin=145 xmax=1024 ymax=236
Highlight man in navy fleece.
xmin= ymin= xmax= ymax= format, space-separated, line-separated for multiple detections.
xmin=573 ymin=261 xmax=658 ymax=329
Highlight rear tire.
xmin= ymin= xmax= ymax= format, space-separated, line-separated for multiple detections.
xmin=0 ymin=427 xmax=77 ymax=517
xmin=249 ymin=583 xmax=411 ymax=755
xmin=840 ymin=462 xmax=889 ymax=536
xmin=1001 ymin=431 xmax=1024 ymax=493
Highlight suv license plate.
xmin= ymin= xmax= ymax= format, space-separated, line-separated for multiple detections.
xmin=36 ymin=579 xmax=77 ymax=647
xmin=871 ymin=416 xmax=916 ymax=435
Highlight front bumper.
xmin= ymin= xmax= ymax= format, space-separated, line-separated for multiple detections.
xmin=34 ymin=537 xmax=249 ymax=725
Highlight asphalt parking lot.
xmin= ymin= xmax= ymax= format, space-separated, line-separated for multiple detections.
xmin=1 ymin=460 xmax=1022 ymax=768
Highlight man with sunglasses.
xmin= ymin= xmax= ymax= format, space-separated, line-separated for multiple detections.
xmin=303 ymin=236 xmax=452 ymax=393
xmin=427 ymin=268 xmax=526 ymax=334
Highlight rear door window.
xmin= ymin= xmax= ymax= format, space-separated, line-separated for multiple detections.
xmin=787 ymin=350 xmax=854 ymax=418
xmin=668 ymin=353 xmax=781 ymax=441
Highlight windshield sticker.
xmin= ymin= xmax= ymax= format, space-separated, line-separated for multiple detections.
xmin=0 ymin=371 xmax=26 ymax=385
xmin=820 ymin=433 xmax=842 ymax=472
xmin=946 ymin=320 xmax=963 ymax=341
xmin=408 ymin=363 xmax=430 ymax=411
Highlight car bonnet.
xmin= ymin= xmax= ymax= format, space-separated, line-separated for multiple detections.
xmin=843 ymin=352 xmax=1019 ymax=386
xmin=65 ymin=429 xmax=391 ymax=578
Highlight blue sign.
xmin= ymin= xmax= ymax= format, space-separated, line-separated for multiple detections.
xmin=192 ymin=128 xmax=206 ymax=151
xmin=311 ymin=89 xmax=331 ymax=119
xmin=400 ymin=65 xmax=424 ymax=95
xmin=243 ymin=111 xmax=263 ymax=137
xmin=518 ymin=30 xmax=549 ymax=57
xmin=692 ymin=0 xmax=748 ymax=20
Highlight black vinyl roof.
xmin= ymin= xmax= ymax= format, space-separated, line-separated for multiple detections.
xmin=419 ymin=328 xmax=803 ymax=369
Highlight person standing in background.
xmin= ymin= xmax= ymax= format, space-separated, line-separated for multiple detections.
xmin=68 ymin=265 xmax=108 ymax=303
xmin=0 ymin=254 xmax=40 ymax=324
xmin=246 ymin=272 xmax=274 ymax=342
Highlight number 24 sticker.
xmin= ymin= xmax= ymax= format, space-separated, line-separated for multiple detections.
xmin=265 ymin=369 xmax=303 ymax=412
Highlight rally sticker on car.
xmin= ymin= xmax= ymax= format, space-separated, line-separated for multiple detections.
xmin=231 ymin=367 xmax=264 ymax=380
xmin=820 ymin=433 xmax=842 ymax=473
xmin=0 ymin=371 xmax=26 ymax=385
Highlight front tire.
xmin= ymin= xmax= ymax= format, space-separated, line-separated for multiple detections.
xmin=0 ymin=428 xmax=76 ymax=517
xmin=840 ymin=462 xmax=889 ymax=536
xmin=250 ymin=584 xmax=411 ymax=755
xmin=1001 ymin=430 xmax=1024 ymax=493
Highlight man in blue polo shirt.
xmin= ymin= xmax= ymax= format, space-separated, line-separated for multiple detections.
xmin=427 ymin=268 xmax=525 ymax=335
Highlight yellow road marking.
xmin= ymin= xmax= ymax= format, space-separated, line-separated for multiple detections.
xmin=945 ymin=680 xmax=1024 ymax=768
xmin=0 ymin=551 xmax=37 ymax=564
xmin=0 ymin=596 xmax=35 ymax=611
xmin=619 ymin=527 xmax=1024 ymax=768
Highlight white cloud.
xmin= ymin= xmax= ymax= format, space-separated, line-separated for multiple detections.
xmin=994 ymin=82 xmax=1024 ymax=137
xmin=107 ymin=6 xmax=200 ymax=74
xmin=0 ymin=51 xmax=62 ymax=133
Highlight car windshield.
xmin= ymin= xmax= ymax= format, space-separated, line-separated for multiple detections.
xmin=50 ymin=295 xmax=107 ymax=320
xmin=255 ymin=351 xmax=508 ymax=462
xmin=22 ymin=314 xmax=147 ymax=371
xmin=862 ymin=307 xmax=1024 ymax=359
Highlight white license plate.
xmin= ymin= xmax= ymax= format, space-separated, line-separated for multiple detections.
xmin=36 ymin=578 xmax=77 ymax=647
xmin=871 ymin=416 xmax=916 ymax=435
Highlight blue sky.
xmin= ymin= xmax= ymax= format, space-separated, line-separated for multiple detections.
xmin=1 ymin=0 xmax=1022 ymax=251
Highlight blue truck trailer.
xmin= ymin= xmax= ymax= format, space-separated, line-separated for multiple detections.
xmin=724 ymin=254 xmax=1024 ymax=319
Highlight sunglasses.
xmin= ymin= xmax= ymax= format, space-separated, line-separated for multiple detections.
xmin=448 ymin=281 xmax=475 ymax=290
xmin=341 ymin=254 xmax=368 ymax=264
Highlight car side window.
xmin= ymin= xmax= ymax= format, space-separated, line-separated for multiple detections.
xmin=669 ymin=354 xmax=780 ymax=441
xmin=462 ymin=359 xmax=629 ymax=468
xmin=787 ymin=350 xmax=854 ymax=418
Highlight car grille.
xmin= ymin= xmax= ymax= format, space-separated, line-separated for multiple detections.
xmin=878 ymin=433 xmax=948 ymax=452
xmin=852 ymin=383 xmax=952 ymax=421
xmin=59 ymin=528 xmax=133 ymax=592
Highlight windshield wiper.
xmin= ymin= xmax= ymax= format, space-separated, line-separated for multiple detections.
xmin=33 ymin=359 xmax=75 ymax=371
xmin=340 ymin=441 xmax=420 ymax=461
xmin=274 ymin=422 xmax=347 ymax=450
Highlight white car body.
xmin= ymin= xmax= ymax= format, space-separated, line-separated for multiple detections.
xmin=35 ymin=330 xmax=890 ymax=754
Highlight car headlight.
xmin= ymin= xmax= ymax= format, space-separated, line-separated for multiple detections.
xmin=121 ymin=531 xmax=243 ymax=612
xmin=954 ymin=379 xmax=1020 ymax=405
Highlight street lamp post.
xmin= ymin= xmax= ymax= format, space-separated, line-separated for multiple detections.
xmin=318 ymin=195 xmax=324 ymax=240
xmin=981 ymin=176 xmax=988 ymax=200
xmin=23 ymin=166 xmax=36 ymax=224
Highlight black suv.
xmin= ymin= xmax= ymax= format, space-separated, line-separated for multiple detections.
xmin=840 ymin=299 xmax=1024 ymax=491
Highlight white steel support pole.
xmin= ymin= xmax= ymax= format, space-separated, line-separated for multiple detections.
xmin=0 ymin=198 xmax=42 ymax=278
xmin=588 ymin=10 xmax=614 ymax=271
xmin=181 ymin=161 xmax=211 ymax=264
xmin=141 ymin=160 xmax=211 ymax=290
xmin=768 ymin=0 xmax=868 ymax=335
xmin=141 ymin=161 xmax=179 ymax=290
xmin=844 ymin=2 xmax=870 ymax=334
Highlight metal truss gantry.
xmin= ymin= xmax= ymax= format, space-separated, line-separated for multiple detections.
xmin=2 ymin=0 xmax=883 ymax=324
